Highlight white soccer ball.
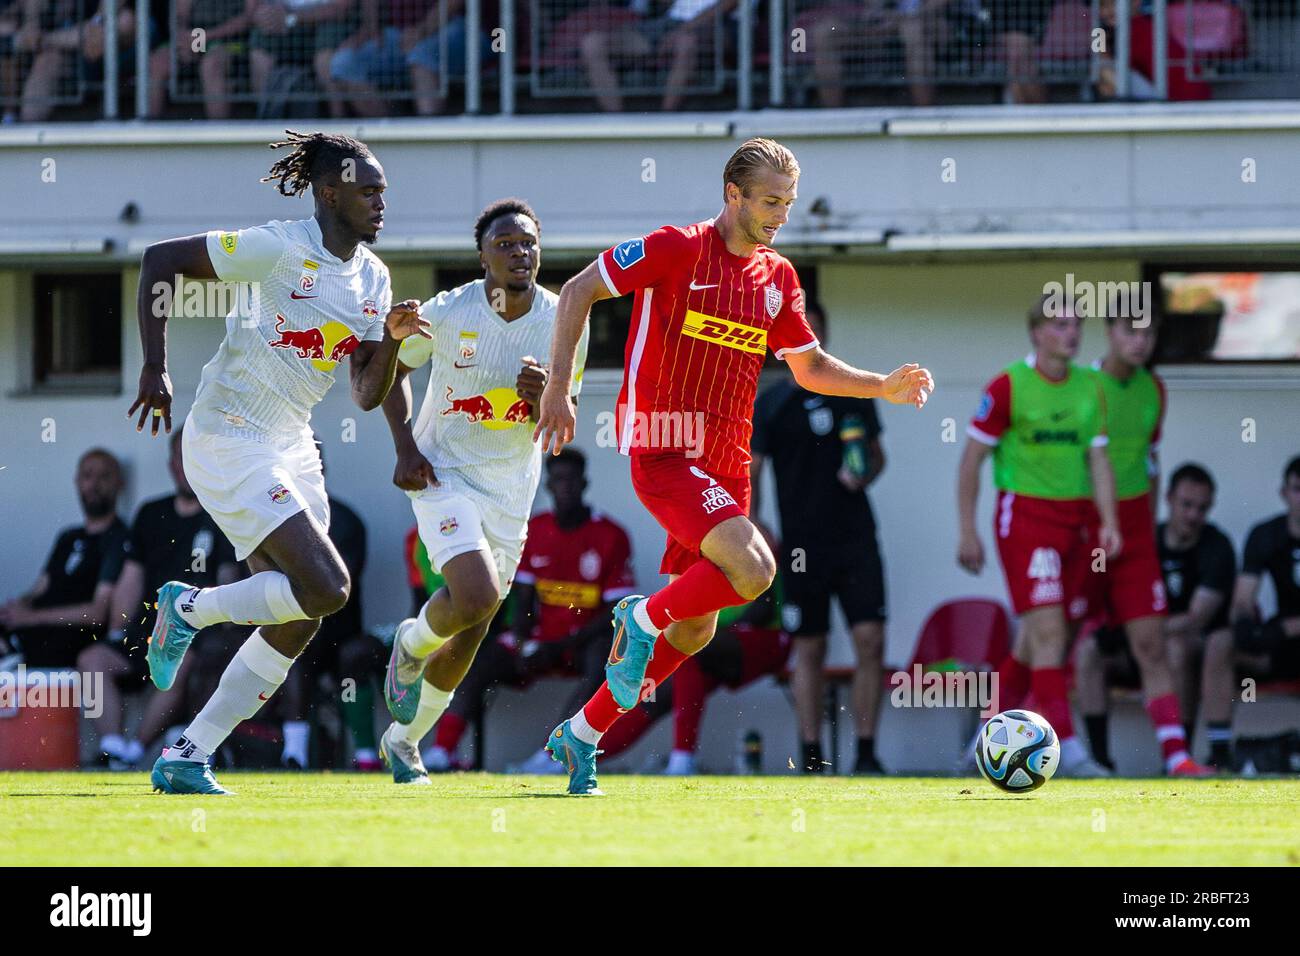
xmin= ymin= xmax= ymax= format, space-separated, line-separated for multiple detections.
xmin=975 ymin=709 xmax=1060 ymax=793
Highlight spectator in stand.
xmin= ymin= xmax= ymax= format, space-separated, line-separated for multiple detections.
xmin=17 ymin=0 xmax=141 ymax=122
xmin=752 ymin=303 xmax=890 ymax=775
xmin=0 ymin=449 xmax=128 ymax=669
xmin=596 ymin=580 xmax=790 ymax=774
xmin=278 ymin=444 xmax=367 ymax=768
xmin=1076 ymin=463 xmax=1236 ymax=770
xmin=1094 ymin=0 xmax=1211 ymax=102
xmin=1 ymin=0 xmax=22 ymax=124
xmin=986 ymin=0 xmax=1052 ymax=103
xmin=327 ymin=0 xmax=488 ymax=116
xmin=807 ymin=0 xmax=949 ymax=108
xmin=1222 ymin=455 xmax=1300 ymax=761
xmin=147 ymin=0 xmax=250 ymax=119
xmin=579 ymin=0 xmax=735 ymax=113
xmin=87 ymin=426 xmax=244 ymax=769
xmin=427 ymin=447 xmax=636 ymax=774
xmin=247 ymin=0 xmax=353 ymax=111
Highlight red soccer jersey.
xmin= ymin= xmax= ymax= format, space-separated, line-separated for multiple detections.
xmin=515 ymin=511 xmax=636 ymax=643
xmin=598 ymin=220 xmax=819 ymax=478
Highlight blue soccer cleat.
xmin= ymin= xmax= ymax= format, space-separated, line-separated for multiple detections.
xmin=604 ymin=595 xmax=656 ymax=710
xmin=545 ymin=720 xmax=603 ymax=796
xmin=384 ymin=619 xmax=425 ymax=725
xmin=379 ymin=723 xmax=431 ymax=786
xmin=147 ymin=581 xmax=200 ymax=691
xmin=150 ymin=755 xmax=232 ymax=795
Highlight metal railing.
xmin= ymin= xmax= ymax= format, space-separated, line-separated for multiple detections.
xmin=3 ymin=0 xmax=1300 ymax=119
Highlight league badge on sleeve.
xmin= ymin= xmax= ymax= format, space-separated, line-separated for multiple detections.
xmin=219 ymin=232 xmax=238 ymax=255
xmin=612 ymin=238 xmax=646 ymax=270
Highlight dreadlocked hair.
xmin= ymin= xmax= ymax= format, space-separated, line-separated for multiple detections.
xmin=261 ymin=130 xmax=374 ymax=197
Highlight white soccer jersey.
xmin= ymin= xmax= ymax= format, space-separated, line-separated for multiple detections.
xmin=189 ymin=217 xmax=392 ymax=440
xmin=401 ymin=279 xmax=588 ymax=521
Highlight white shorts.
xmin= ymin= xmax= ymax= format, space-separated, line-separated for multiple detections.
xmin=182 ymin=418 xmax=329 ymax=561
xmin=408 ymin=484 xmax=527 ymax=591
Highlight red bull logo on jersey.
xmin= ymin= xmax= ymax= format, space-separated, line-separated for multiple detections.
xmin=441 ymin=386 xmax=533 ymax=430
xmin=439 ymin=516 xmax=459 ymax=536
xmin=681 ymin=310 xmax=768 ymax=355
xmin=362 ymin=300 xmax=379 ymax=321
xmin=267 ymin=483 xmax=293 ymax=505
xmin=267 ymin=315 xmax=362 ymax=372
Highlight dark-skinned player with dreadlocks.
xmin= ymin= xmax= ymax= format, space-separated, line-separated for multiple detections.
xmin=127 ymin=130 xmax=428 ymax=795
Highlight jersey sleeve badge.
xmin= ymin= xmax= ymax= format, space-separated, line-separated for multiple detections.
xmin=612 ymin=238 xmax=646 ymax=270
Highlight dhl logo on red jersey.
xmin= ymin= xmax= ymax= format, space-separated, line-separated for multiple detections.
xmin=681 ymin=310 xmax=767 ymax=355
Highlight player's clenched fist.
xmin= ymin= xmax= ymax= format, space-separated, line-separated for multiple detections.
xmin=881 ymin=363 xmax=935 ymax=409
xmin=393 ymin=444 xmax=438 ymax=491
xmin=533 ymin=378 xmax=575 ymax=456
xmin=385 ymin=298 xmax=430 ymax=341
xmin=957 ymin=530 xmax=985 ymax=575
xmin=516 ymin=355 xmax=548 ymax=419
xmin=128 ymin=363 xmax=174 ymax=436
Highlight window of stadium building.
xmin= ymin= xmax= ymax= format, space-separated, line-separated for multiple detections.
xmin=1148 ymin=266 xmax=1300 ymax=364
xmin=31 ymin=272 xmax=123 ymax=393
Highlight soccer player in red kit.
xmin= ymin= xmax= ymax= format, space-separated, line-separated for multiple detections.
xmin=533 ymin=138 xmax=935 ymax=794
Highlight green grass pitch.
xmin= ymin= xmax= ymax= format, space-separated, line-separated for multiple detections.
xmin=3 ymin=773 xmax=1298 ymax=866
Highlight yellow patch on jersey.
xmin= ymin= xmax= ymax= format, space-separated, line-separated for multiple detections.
xmin=681 ymin=310 xmax=767 ymax=355
xmin=535 ymin=579 xmax=601 ymax=610
xmin=302 ymin=259 xmax=319 ymax=271
xmin=219 ymin=232 xmax=238 ymax=255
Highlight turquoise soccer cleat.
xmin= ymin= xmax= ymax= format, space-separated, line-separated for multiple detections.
xmin=545 ymin=720 xmax=603 ymax=796
xmin=379 ymin=723 xmax=431 ymax=786
xmin=147 ymin=581 xmax=200 ymax=691
xmin=383 ymin=619 xmax=425 ymax=725
xmin=150 ymin=756 xmax=232 ymax=795
xmin=604 ymin=595 xmax=656 ymax=710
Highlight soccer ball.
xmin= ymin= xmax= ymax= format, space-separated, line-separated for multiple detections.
xmin=975 ymin=710 xmax=1060 ymax=793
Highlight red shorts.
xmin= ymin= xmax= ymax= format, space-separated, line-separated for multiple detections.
xmin=994 ymin=491 xmax=1096 ymax=618
xmin=630 ymin=452 xmax=751 ymax=576
xmin=1080 ymin=494 xmax=1168 ymax=626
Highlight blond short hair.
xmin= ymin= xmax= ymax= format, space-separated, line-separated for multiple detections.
xmin=723 ymin=138 xmax=800 ymax=197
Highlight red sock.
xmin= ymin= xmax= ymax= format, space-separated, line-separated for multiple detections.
xmin=995 ymin=655 xmax=1031 ymax=712
xmin=597 ymin=705 xmax=656 ymax=759
xmin=433 ymin=712 xmax=467 ymax=751
xmin=1145 ymin=693 xmax=1188 ymax=767
xmin=582 ymin=635 xmax=692 ymax=733
xmin=645 ymin=560 xmax=747 ymax=632
xmin=1030 ymin=667 xmax=1075 ymax=740
xmin=672 ymin=657 xmax=717 ymax=753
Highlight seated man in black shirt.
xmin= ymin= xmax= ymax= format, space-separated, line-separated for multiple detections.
xmin=751 ymin=303 xmax=889 ymax=775
xmin=0 ymin=449 xmax=128 ymax=671
xmin=88 ymin=427 xmax=242 ymax=769
xmin=1225 ymin=454 xmax=1300 ymax=758
xmin=279 ymin=445 xmax=368 ymax=769
xmin=1076 ymin=463 xmax=1237 ymax=769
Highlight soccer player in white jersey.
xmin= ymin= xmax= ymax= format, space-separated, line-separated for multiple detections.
xmin=126 ymin=131 xmax=428 ymax=794
xmin=376 ymin=198 xmax=589 ymax=784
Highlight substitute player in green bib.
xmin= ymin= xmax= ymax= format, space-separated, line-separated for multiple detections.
xmin=1076 ymin=313 xmax=1210 ymax=775
xmin=958 ymin=293 xmax=1120 ymax=777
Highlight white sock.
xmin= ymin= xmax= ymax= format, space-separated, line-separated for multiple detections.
xmin=1060 ymin=735 xmax=1088 ymax=766
xmin=163 ymin=734 xmax=211 ymax=763
xmin=1165 ymin=749 xmax=1190 ymax=772
xmin=282 ymin=720 xmax=310 ymax=764
xmin=176 ymin=572 xmax=309 ymax=629
xmin=632 ymin=598 xmax=663 ymax=637
xmin=183 ymin=630 xmax=295 ymax=755
xmin=400 ymin=603 xmax=451 ymax=658
xmin=391 ymin=681 xmax=454 ymax=746
xmin=569 ymin=708 xmax=602 ymax=745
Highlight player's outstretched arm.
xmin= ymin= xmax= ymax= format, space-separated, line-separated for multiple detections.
xmin=128 ymin=235 xmax=219 ymax=435
xmin=349 ymin=298 xmax=427 ymax=411
xmin=1088 ymin=444 xmax=1123 ymax=559
xmin=534 ymin=260 xmax=612 ymax=455
xmin=380 ymin=359 xmax=437 ymax=491
xmin=785 ymin=347 xmax=934 ymax=409
xmin=957 ymin=439 xmax=991 ymax=575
